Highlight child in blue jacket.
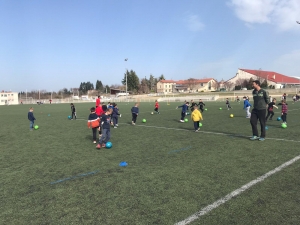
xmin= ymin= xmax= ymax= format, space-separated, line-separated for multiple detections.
xmin=243 ymin=96 xmax=252 ymax=118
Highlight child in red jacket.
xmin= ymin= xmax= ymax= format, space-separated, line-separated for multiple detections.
xmin=154 ymin=100 xmax=160 ymax=114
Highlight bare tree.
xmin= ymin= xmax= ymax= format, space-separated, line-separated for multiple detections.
xmin=224 ymin=81 xmax=234 ymax=91
xmin=211 ymin=80 xmax=220 ymax=90
xmin=186 ymin=78 xmax=198 ymax=91
xmin=235 ymin=78 xmax=246 ymax=89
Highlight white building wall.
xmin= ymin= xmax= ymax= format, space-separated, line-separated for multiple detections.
xmin=227 ymin=69 xmax=277 ymax=90
xmin=0 ymin=92 xmax=19 ymax=105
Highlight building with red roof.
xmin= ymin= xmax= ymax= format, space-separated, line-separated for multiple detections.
xmin=226 ymin=69 xmax=300 ymax=89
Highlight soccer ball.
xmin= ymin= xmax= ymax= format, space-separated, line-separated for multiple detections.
xmin=230 ymin=114 xmax=234 ymax=118
xmin=281 ymin=123 xmax=287 ymax=129
xmin=199 ymin=122 xmax=203 ymax=127
xmin=184 ymin=118 xmax=188 ymax=122
xmin=106 ymin=142 xmax=112 ymax=148
xmin=68 ymin=115 xmax=72 ymax=119
xmin=219 ymin=107 xmax=222 ymax=110
xmin=151 ymin=112 xmax=153 ymax=114
xmin=205 ymin=108 xmax=207 ymax=111
xmin=142 ymin=119 xmax=146 ymax=123
xmin=265 ymin=126 xmax=268 ymax=130
xmin=277 ymin=117 xmax=281 ymax=121
xmin=34 ymin=125 xmax=39 ymax=130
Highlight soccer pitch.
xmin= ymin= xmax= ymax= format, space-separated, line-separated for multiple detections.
xmin=1 ymin=100 xmax=300 ymax=225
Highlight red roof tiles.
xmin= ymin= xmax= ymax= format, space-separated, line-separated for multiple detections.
xmin=240 ymin=69 xmax=300 ymax=84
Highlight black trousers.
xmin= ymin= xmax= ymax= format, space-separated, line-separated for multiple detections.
xmin=250 ymin=109 xmax=266 ymax=138
xmin=92 ymin=127 xmax=98 ymax=141
xmin=181 ymin=112 xmax=186 ymax=120
xmin=71 ymin=111 xmax=76 ymax=119
xmin=266 ymin=111 xmax=274 ymax=120
xmin=281 ymin=113 xmax=287 ymax=122
xmin=193 ymin=121 xmax=199 ymax=130
xmin=132 ymin=113 xmax=137 ymax=123
xmin=200 ymin=107 xmax=204 ymax=113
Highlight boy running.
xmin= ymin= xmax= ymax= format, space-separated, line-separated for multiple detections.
xmin=266 ymin=98 xmax=278 ymax=121
xmin=70 ymin=103 xmax=76 ymax=120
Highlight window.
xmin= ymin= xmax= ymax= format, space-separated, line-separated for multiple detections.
xmin=4 ymin=94 xmax=7 ymax=97
xmin=201 ymin=83 xmax=203 ymax=87
xmin=169 ymin=85 xmax=170 ymax=88
xmin=169 ymin=89 xmax=171 ymax=92
xmin=165 ymin=85 xmax=167 ymax=88
xmin=8 ymin=94 xmax=10 ymax=96
xmin=1 ymin=100 xmax=4 ymax=102
xmin=1 ymin=94 xmax=2 ymax=97
xmin=160 ymin=85 xmax=161 ymax=88
xmin=11 ymin=94 xmax=13 ymax=96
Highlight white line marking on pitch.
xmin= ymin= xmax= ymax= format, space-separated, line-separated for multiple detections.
xmin=174 ymin=154 xmax=300 ymax=225
xmin=119 ymin=123 xmax=300 ymax=143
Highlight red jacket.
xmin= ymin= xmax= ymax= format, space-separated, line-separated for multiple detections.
xmin=95 ymin=106 xmax=104 ymax=116
xmin=155 ymin=102 xmax=159 ymax=108
xmin=96 ymin=98 xmax=101 ymax=106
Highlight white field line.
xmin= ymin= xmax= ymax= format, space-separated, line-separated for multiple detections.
xmin=174 ymin=154 xmax=300 ymax=225
xmin=119 ymin=123 xmax=300 ymax=143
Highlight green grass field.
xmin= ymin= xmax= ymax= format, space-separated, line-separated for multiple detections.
xmin=1 ymin=100 xmax=300 ymax=225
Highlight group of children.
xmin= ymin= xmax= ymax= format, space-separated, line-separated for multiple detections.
xmin=176 ymin=99 xmax=204 ymax=132
xmin=87 ymin=102 xmax=121 ymax=149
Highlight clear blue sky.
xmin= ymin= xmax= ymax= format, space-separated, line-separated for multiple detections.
xmin=1 ymin=0 xmax=300 ymax=92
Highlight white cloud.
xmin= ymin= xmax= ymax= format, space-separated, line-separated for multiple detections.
xmin=228 ymin=0 xmax=300 ymax=31
xmin=185 ymin=13 xmax=205 ymax=32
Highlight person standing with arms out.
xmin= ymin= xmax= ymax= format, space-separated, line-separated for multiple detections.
xmin=250 ymin=80 xmax=269 ymax=141
xmin=154 ymin=100 xmax=160 ymax=114
xmin=96 ymin=96 xmax=101 ymax=107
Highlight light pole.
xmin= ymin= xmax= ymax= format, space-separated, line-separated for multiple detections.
xmin=125 ymin=58 xmax=128 ymax=99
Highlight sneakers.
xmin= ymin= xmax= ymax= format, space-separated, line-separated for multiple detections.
xmin=96 ymin=144 xmax=101 ymax=149
xmin=116 ymin=124 xmax=118 ymax=127
xmin=114 ymin=126 xmax=117 ymax=128
xmin=250 ymin=136 xmax=259 ymax=140
xmin=180 ymin=120 xmax=184 ymax=122
xmin=258 ymin=137 xmax=265 ymax=141
xmin=195 ymin=130 xmax=199 ymax=132
xmin=101 ymin=143 xmax=106 ymax=147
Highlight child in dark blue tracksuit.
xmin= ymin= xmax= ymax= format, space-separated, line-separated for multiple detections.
xmin=112 ymin=103 xmax=121 ymax=128
xmin=177 ymin=102 xmax=189 ymax=122
xmin=96 ymin=108 xmax=112 ymax=149
xmin=131 ymin=103 xmax=139 ymax=125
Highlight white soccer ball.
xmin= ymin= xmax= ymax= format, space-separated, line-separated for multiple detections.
xmin=151 ymin=112 xmax=154 ymax=114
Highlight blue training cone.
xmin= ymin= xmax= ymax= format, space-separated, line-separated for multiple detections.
xmin=119 ymin=161 xmax=128 ymax=167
